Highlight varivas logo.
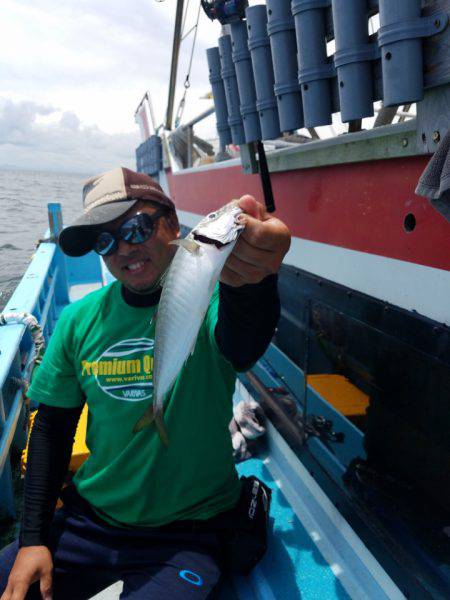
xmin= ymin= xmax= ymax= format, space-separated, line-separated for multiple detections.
xmin=81 ymin=338 xmax=154 ymax=402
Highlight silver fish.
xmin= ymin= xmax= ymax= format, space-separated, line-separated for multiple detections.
xmin=133 ymin=201 xmax=244 ymax=443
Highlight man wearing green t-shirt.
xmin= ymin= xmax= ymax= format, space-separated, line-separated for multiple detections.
xmin=0 ymin=167 xmax=290 ymax=599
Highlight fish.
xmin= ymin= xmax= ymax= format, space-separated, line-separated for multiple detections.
xmin=133 ymin=201 xmax=245 ymax=444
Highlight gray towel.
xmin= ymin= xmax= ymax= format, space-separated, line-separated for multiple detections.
xmin=416 ymin=129 xmax=450 ymax=222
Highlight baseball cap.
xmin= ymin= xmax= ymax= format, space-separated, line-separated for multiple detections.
xmin=58 ymin=166 xmax=176 ymax=257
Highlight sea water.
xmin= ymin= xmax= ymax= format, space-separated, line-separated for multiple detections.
xmin=0 ymin=169 xmax=87 ymax=308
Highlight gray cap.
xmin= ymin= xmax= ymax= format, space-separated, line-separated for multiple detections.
xmin=59 ymin=166 xmax=176 ymax=256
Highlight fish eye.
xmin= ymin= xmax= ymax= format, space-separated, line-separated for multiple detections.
xmin=208 ymin=212 xmax=216 ymax=219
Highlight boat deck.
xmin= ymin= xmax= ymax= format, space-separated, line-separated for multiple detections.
xmin=82 ymin=419 xmax=401 ymax=600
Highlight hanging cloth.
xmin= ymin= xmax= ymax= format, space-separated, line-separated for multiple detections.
xmin=0 ymin=312 xmax=46 ymax=370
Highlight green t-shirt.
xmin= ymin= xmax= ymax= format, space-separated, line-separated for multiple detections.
xmin=28 ymin=281 xmax=241 ymax=527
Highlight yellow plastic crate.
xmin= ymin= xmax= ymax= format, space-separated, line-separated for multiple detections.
xmin=21 ymin=404 xmax=90 ymax=475
xmin=307 ymin=374 xmax=369 ymax=428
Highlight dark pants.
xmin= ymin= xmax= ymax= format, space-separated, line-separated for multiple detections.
xmin=0 ymin=502 xmax=224 ymax=599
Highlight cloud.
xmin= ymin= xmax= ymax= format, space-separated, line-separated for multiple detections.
xmin=0 ymin=0 xmax=220 ymax=134
xmin=0 ymin=1 xmax=224 ymax=171
xmin=0 ymin=100 xmax=54 ymax=146
xmin=0 ymin=98 xmax=139 ymax=173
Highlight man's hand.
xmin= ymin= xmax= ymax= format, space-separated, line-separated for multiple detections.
xmin=221 ymin=195 xmax=291 ymax=287
xmin=1 ymin=546 xmax=53 ymax=600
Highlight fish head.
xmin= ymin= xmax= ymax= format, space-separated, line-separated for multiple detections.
xmin=191 ymin=201 xmax=244 ymax=247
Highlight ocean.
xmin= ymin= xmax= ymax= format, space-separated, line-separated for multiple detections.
xmin=0 ymin=169 xmax=88 ymax=308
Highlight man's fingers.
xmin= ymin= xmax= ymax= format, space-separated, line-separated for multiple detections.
xmin=232 ymin=237 xmax=279 ymax=272
xmin=2 ymin=547 xmax=53 ymax=600
xmin=224 ymin=253 xmax=270 ymax=284
xmin=0 ymin=583 xmax=12 ymax=600
xmin=40 ymin=570 xmax=53 ymax=600
xmin=238 ymin=214 xmax=291 ymax=253
xmin=224 ymin=193 xmax=291 ymax=287
xmin=237 ymin=196 xmax=266 ymax=221
xmin=238 ymin=214 xmax=277 ymax=249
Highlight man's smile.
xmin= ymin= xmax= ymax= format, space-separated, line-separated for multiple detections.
xmin=124 ymin=259 xmax=149 ymax=274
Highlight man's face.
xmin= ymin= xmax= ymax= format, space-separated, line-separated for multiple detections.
xmin=103 ymin=201 xmax=179 ymax=293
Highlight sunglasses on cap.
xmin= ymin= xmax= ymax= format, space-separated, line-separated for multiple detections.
xmin=94 ymin=209 xmax=169 ymax=256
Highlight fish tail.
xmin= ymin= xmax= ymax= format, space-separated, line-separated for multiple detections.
xmin=133 ymin=405 xmax=156 ymax=433
xmin=133 ymin=405 xmax=169 ymax=446
xmin=155 ymin=410 xmax=169 ymax=447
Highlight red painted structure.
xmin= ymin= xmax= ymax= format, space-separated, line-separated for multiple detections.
xmin=167 ymin=154 xmax=450 ymax=272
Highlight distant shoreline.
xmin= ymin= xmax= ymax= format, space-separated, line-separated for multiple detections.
xmin=0 ymin=166 xmax=90 ymax=177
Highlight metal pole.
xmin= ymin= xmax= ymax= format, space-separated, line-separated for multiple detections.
xmin=246 ymin=372 xmax=305 ymax=451
xmin=165 ymin=0 xmax=185 ymax=131
xmin=180 ymin=106 xmax=215 ymax=130
xmin=374 ymin=104 xmax=398 ymax=127
xmin=147 ymin=92 xmax=158 ymax=133
xmin=186 ymin=126 xmax=194 ymax=168
xmin=134 ymin=92 xmax=148 ymax=118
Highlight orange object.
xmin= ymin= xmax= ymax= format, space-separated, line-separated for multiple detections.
xmin=307 ymin=374 xmax=369 ymax=428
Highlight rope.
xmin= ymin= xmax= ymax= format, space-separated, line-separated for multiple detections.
xmin=35 ymin=235 xmax=58 ymax=249
xmin=181 ymin=0 xmax=191 ymax=38
xmin=0 ymin=312 xmax=46 ymax=367
xmin=174 ymin=1 xmax=202 ymax=128
xmin=185 ymin=1 xmax=201 ymax=90
xmin=10 ymin=376 xmax=28 ymax=391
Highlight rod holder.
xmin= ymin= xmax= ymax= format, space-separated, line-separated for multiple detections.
xmin=230 ymin=21 xmax=261 ymax=143
xmin=267 ymin=0 xmax=304 ymax=132
xmin=219 ymin=35 xmax=246 ymax=145
xmin=292 ymin=0 xmax=335 ymax=127
xmin=378 ymin=0 xmax=447 ymax=107
xmin=207 ymin=46 xmax=233 ymax=147
xmin=332 ymin=0 xmax=378 ymax=122
xmin=246 ymin=4 xmax=281 ymax=141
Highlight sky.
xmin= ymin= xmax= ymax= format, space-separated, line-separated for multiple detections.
xmin=0 ymin=1 xmax=390 ymax=175
xmin=0 ymin=0 xmax=226 ymax=173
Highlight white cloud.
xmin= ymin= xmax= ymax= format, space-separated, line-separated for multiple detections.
xmin=0 ymin=98 xmax=139 ymax=173
xmin=0 ymin=0 xmax=226 ymax=171
xmin=0 ymin=0 xmax=221 ymax=131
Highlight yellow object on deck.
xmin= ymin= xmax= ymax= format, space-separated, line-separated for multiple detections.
xmin=20 ymin=376 xmax=368 ymax=475
xmin=21 ymin=404 xmax=90 ymax=475
xmin=307 ymin=374 xmax=369 ymax=427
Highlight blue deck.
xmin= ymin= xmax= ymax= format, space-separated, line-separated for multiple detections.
xmin=236 ymin=458 xmax=350 ymax=600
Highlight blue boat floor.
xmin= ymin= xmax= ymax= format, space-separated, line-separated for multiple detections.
xmin=87 ymin=456 xmax=350 ymax=600
xmin=233 ymin=458 xmax=350 ymax=600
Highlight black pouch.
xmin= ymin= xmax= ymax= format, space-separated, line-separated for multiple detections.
xmin=220 ymin=475 xmax=272 ymax=575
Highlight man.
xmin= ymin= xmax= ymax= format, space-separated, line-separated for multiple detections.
xmin=0 ymin=167 xmax=290 ymax=599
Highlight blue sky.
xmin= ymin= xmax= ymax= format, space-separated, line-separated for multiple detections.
xmin=0 ymin=0 xmax=223 ymax=173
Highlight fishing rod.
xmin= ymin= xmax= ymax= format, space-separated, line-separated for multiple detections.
xmin=201 ymin=0 xmax=276 ymax=213
xmin=256 ymin=141 xmax=275 ymax=213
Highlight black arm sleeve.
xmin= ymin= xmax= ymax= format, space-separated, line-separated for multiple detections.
xmin=19 ymin=403 xmax=83 ymax=548
xmin=215 ymin=273 xmax=280 ymax=371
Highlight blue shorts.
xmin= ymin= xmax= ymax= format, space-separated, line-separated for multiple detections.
xmin=0 ymin=502 xmax=224 ymax=599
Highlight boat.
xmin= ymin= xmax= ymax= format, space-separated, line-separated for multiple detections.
xmin=1 ymin=0 xmax=450 ymax=598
